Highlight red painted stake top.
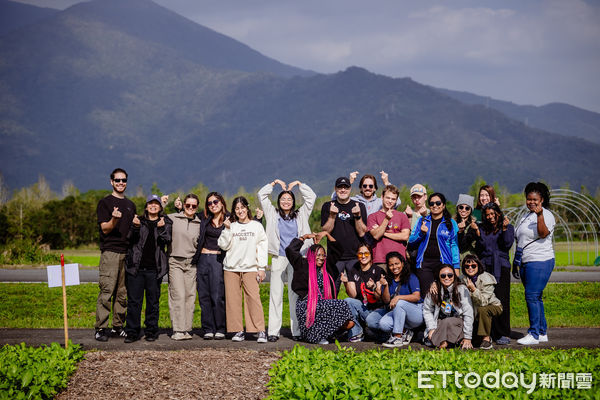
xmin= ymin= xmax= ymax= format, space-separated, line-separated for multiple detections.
xmin=61 ymin=254 xmax=64 ymax=266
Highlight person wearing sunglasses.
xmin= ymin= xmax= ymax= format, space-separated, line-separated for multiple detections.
xmin=167 ymin=193 xmax=202 ymax=340
xmin=515 ymin=182 xmax=555 ymax=346
xmin=258 ymin=179 xmax=316 ymax=342
xmin=285 ymin=232 xmax=354 ymax=344
xmin=459 ymin=255 xmax=502 ymax=350
xmin=455 ymin=194 xmax=478 ymax=256
xmin=218 ymin=196 xmax=269 ymax=343
xmin=408 ymin=192 xmax=460 ymax=298
xmin=94 ymin=168 xmax=137 ymax=342
xmin=423 ymin=264 xmax=473 ymax=349
xmin=330 ymin=171 xmax=401 ymax=218
xmin=123 ymin=194 xmax=172 ymax=343
xmin=475 ymin=202 xmax=514 ymax=345
xmin=341 ymin=244 xmax=387 ymax=342
xmin=189 ymin=192 xmax=230 ymax=341
xmin=321 ymin=177 xmax=368 ymax=293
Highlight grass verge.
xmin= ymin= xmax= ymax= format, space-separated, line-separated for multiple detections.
xmin=0 ymin=282 xmax=598 ymax=329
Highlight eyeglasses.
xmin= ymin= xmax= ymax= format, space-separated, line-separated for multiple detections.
xmin=464 ymin=264 xmax=478 ymax=269
xmin=440 ymin=273 xmax=454 ymax=279
xmin=429 ymin=200 xmax=442 ymax=206
xmin=362 ymin=184 xmax=374 ymax=189
xmin=113 ymin=178 xmax=127 ymax=183
xmin=184 ymin=204 xmax=198 ymax=209
xmin=357 ymin=252 xmax=370 ymax=257
xmin=207 ymin=200 xmax=220 ymax=206
xmin=457 ymin=205 xmax=471 ymax=211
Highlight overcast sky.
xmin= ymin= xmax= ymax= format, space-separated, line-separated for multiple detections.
xmin=16 ymin=0 xmax=600 ymax=112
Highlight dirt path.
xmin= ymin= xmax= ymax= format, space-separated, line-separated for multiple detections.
xmin=56 ymin=349 xmax=280 ymax=400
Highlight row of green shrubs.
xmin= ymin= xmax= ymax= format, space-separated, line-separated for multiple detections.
xmin=0 ymin=342 xmax=84 ymax=400
xmin=267 ymin=344 xmax=599 ymax=399
xmin=0 ymin=239 xmax=60 ymax=265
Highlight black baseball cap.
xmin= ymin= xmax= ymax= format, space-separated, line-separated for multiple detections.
xmin=335 ymin=177 xmax=351 ymax=188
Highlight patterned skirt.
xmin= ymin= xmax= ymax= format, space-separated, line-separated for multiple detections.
xmin=296 ymin=297 xmax=353 ymax=343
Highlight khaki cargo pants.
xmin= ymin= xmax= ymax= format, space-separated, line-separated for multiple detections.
xmin=95 ymin=251 xmax=127 ymax=329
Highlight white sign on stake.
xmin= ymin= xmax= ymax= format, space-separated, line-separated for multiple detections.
xmin=47 ymin=264 xmax=80 ymax=287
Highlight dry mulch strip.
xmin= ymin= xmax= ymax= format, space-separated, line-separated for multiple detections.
xmin=57 ymin=349 xmax=280 ymax=400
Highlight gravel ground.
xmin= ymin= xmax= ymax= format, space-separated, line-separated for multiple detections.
xmin=56 ymin=349 xmax=280 ymax=400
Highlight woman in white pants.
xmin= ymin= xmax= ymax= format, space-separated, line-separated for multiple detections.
xmin=258 ymin=179 xmax=316 ymax=341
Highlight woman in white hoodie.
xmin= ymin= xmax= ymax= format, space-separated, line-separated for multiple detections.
xmin=218 ymin=196 xmax=268 ymax=343
xmin=258 ymin=179 xmax=316 ymax=342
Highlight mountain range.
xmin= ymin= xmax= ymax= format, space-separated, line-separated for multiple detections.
xmin=1 ymin=0 xmax=599 ymax=199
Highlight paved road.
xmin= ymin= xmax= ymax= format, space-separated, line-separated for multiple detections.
xmin=2 ymin=268 xmax=599 ymax=283
xmin=1 ymin=327 xmax=599 ymax=351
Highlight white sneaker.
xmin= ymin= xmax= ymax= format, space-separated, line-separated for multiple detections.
xmin=257 ymin=331 xmax=267 ymax=343
xmin=318 ymin=339 xmax=329 ymax=345
xmin=517 ymin=334 xmax=539 ymax=345
xmin=182 ymin=332 xmax=193 ymax=340
xmin=203 ymin=332 xmax=214 ymax=340
xmin=538 ymin=334 xmax=548 ymax=342
xmin=382 ymin=335 xmax=404 ymax=348
xmin=214 ymin=332 xmax=225 ymax=340
xmin=232 ymin=331 xmax=245 ymax=342
xmin=171 ymin=332 xmax=186 ymax=341
xmin=402 ymin=329 xmax=414 ymax=345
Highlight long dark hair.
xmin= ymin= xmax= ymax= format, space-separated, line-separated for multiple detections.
xmin=429 ymin=192 xmax=453 ymax=232
xmin=432 ymin=264 xmax=463 ymax=308
xmin=454 ymin=204 xmax=473 ymax=225
xmin=386 ymin=251 xmax=411 ymax=285
xmin=204 ymin=192 xmax=228 ymax=225
xmin=476 ymin=185 xmax=497 ymax=209
xmin=524 ymin=182 xmax=551 ymax=209
xmin=277 ymin=190 xmax=298 ymax=220
xmin=230 ymin=196 xmax=252 ymax=222
xmin=481 ymin=202 xmax=503 ymax=233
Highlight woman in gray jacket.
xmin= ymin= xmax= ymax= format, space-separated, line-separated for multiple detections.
xmin=258 ymin=179 xmax=316 ymax=342
xmin=423 ymin=264 xmax=474 ymax=349
xmin=460 ymin=255 xmax=502 ymax=350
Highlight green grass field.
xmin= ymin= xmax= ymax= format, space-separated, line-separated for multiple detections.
xmin=0 ymin=282 xmax=598 ymax=329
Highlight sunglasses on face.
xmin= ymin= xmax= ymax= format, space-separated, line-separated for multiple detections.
xmin=207 ymin=200 xmax=220 ymax=206
xmin=184 ymin=203 xmax=198 ymax=209
xmin=440 ymin=273 xmax=454 ymax=279
xmin=429 ymin=200 xmax=443 ymax=206
xmin=113 ymin=178 xmax=127 ymax=183
xmin=464 ymin=264 xmax=478 ymax=269
xmin=362 ymin=184 xmax=374 ymax=189
xmin=357 ymin=252 xmax=370 ymax=257
xmin=458 ymin=205 xmax=471 ymax=211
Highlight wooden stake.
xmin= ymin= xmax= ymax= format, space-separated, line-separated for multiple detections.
xmin=61 ymin=254 xmax=69 ymax=349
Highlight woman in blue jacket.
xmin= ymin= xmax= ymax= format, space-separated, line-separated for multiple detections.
xmin=408 ymin=192 xmax=459 ymax=298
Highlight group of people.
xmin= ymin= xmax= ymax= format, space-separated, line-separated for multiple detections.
xmin=94 ymin=168 xmax=556 ymax=349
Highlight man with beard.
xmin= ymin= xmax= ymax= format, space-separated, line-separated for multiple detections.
xmin=94 ymin=168 xmax=137 ymax=341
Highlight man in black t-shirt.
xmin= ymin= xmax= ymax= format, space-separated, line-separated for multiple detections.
xmin=94 ymin=168 xmax=137 ymax=342
xmin=321 ymin=177 xmax=368 ymax=292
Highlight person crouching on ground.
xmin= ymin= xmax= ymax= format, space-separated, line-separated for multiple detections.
xmin=423 ymin=264 xmax=474 ymax=349
xmin=218 ymin=196 xmax=268 ymax=343
xmin=124 ymin=194 xmax=172 ymax=343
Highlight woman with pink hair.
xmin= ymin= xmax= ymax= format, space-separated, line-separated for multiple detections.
xmin=285 ymin=232 xmax=354 ymax=344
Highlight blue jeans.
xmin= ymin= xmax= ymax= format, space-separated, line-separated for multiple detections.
xmin=378 ymin=300 xmax=424 ymax=334
xmin=344 ymin=297 xmax=377 ymax=338
xmin=521 ymin=258 xmax=554 ymax=339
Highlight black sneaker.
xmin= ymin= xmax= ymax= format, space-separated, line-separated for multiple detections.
xmin=124 ymin=334 xmax=139 ymax=343
xmin=267 ymin=335 xmax=279 ymax=342
xmin=110 ymin=327 xmax=126 ymax=338
xmin=145 ymin=333 xmax=159 ymax=342
xmin=95 ymin=329 xmax=109 ymax=342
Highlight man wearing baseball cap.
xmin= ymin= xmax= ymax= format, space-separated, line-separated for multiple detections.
xmin=405 ymin=184 xmax=430 ymax=229
xmin=321 ymin=177 xmax=368 ymax=292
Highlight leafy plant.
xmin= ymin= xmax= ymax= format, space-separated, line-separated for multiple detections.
xmin=267 ymin=344 xmax=599 ymax=399
xmin=0 ymin=342 xmax=84 ymax=399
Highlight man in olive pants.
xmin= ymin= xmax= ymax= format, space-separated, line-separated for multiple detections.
xmin=94 ymin=168 xmax=137 ymax=341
